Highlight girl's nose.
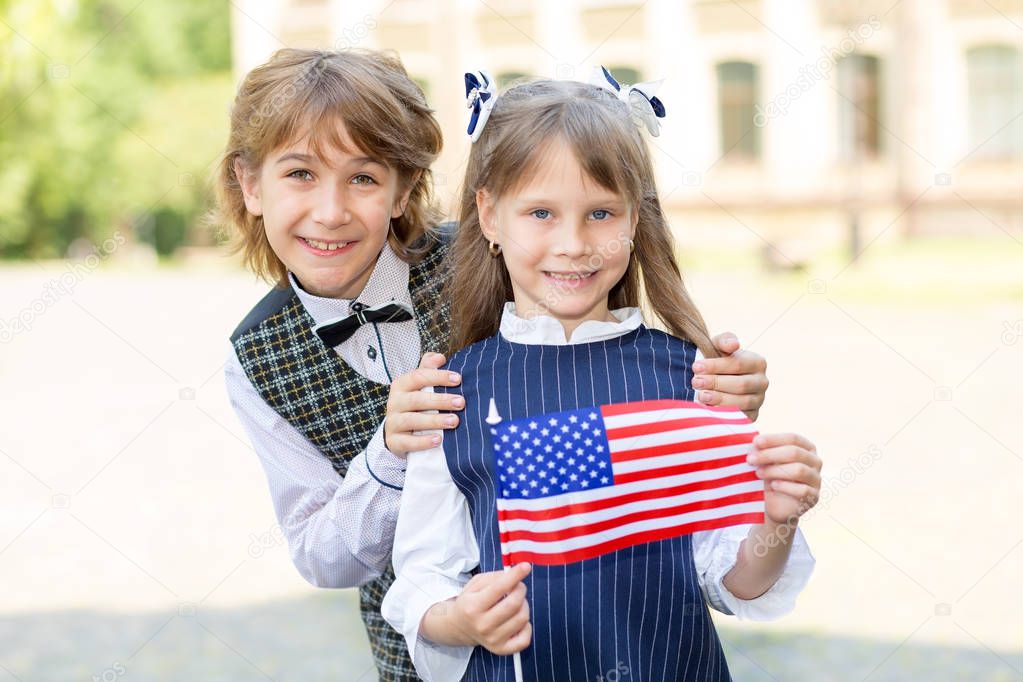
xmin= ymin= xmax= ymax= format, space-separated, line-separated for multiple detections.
xmin=554 ymin=220 xmax=592 ymax=258
xmin=311 ymin=184 xmax=351 ymax=229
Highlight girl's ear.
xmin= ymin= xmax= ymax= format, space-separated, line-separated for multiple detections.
xmin=234 ymin=158 xmax=263 ymax=217
xmin=476 ymin=188 xmax=498 ymax=242
xmin=392 ymin=169 xmax=423 ymax=218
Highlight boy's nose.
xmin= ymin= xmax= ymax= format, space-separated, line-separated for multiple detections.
xmin=311 ymin=185 xmax=351 ymax=229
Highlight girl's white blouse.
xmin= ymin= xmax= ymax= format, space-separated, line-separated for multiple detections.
xmin=381 ymin=303 xmax=816 ymax=682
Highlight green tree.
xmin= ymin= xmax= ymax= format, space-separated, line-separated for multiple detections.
xmin=0 ymin=0 xmax=232 ymax=258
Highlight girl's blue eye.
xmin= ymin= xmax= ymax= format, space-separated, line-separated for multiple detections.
xmin=352 ymin=174 xmax=376 ymax=185
xmin=591 ymin=209 xmax=611 ymax=220
xmin=531 ymin=209 xmax=551 ymax=220
xmin=288 ymin=169 xmax=313 ymax=181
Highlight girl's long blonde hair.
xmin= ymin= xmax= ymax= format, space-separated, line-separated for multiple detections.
xmin=211 ymin=48 xmax=444 ymax=285
xmin=446 ymin=79 xmax=717 ymax=358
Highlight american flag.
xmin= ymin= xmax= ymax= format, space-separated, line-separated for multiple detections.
xmin=491 ymin=399 xmax=765 ymax=566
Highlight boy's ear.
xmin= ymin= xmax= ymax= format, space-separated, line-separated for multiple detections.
xmin=234 ymin=157 xmax=263 ymax=217
xmin=392 ymin=169 xmax=422 ymax=219
xmin=476 ymin=188 xmax=497 ymax=242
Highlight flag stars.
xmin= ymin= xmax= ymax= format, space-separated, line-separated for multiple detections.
xmin=495 ymin=407 xmax=617 ymax=499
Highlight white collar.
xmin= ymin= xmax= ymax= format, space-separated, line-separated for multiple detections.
xmin=288 ymin=242 xmax=413 ymax=326
xmin=498 ymin=302 xmax=645 ymax=345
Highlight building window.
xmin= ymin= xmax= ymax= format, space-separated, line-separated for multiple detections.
xmin=497 ymin=71 xmax=531 ymax=88
xmin=836 ymin=54 xmax=882 ymax=160
xmin=716 ymin=61 xmax=760 ymax=160
xmin=413 ymin=77 xmax=431 ymax=105
xmin=606 ymin=66 xmax=641 ymax=85
xmin=966 ymin=45 xmax=1023 ymax=160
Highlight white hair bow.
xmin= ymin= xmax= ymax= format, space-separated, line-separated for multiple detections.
xmin=589 ymin=66 xmax=666 ymax=137
xmin=464 ymin=69 xmax=497 ymax=143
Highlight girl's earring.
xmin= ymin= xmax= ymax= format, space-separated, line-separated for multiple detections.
xmin=627 ymin=238 xmax=635 ymax=253
xmin=488 ymin=240 xmax=502 ymax=257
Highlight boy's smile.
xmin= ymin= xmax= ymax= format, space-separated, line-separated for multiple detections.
xmin=236 ymin=124 xmax=413 ymax=300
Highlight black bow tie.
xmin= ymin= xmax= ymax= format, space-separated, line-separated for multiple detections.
xmin=314 ymin=301 xmax=414 ymax=347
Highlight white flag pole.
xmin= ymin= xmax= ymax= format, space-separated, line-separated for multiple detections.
xmin=488 ymin=399 xmax=525 ymax=682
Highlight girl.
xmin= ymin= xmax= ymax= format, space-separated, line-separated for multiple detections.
xmin=382 ymin=73 xmax=820 ymax=681
xmin=217 ymin=48 xmax=772 ymax=681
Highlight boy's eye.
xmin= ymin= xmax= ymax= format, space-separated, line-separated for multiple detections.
xmin=591 ymin=209 xmax=611 ymax=220
xmin=531 ymin=209 xmax=551 ymax=220
xmin=287 ymin=169 xmax=313 ymax=181
xmin=352 ymin=174 xmax=376 ymax=185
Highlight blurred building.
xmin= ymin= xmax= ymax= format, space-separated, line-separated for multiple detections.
xmin=231 ymin=0 xmax=1023 ymax=258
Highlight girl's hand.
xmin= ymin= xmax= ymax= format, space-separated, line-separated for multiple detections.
xmin=748 ymin=433 xmax=822 ymax=525
xmin=692 ymin=333 xmax=769 ymax=421
xmin=384 ymin=353 xmax=464 ymax=456
xmin=424 ymin=562 xmax=533 ymax=655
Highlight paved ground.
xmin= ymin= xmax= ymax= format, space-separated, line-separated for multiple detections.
xmin=0 ymin=238 xmax=1020 ymax=681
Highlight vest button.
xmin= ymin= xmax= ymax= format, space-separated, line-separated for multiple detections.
xmin=367 ymin=346 xmax=377 ymax=360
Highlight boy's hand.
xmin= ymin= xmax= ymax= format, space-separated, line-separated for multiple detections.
xmin=443 ymin=562 xmax=533 ymax=655
xmin=384 ymin=353 xmax=464 ymax=456
xmin=693 ymin=333 xmax=769 ymax=421
xmin=748 ymin=433 xmax=822 ymax=525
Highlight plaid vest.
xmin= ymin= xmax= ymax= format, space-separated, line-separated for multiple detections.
xmin=230 ymin=231 xmax=451 ymax=681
